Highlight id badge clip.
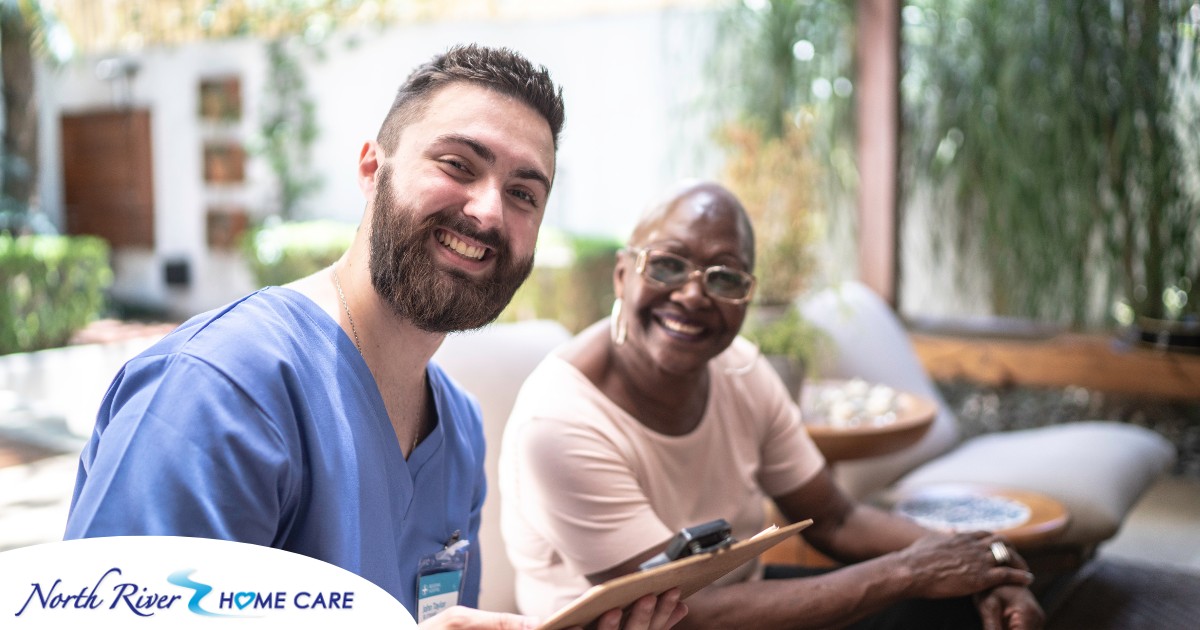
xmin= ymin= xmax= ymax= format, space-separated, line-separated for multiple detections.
xmin=417 ymin=531 xmax=470 ymax=623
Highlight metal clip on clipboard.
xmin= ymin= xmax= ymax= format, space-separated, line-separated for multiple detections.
xmin=638 ymin=518 xmax=736 ymax=571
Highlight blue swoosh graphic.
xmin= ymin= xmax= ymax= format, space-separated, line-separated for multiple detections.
xmin=167 ymin=568 xmax=232 ymax=617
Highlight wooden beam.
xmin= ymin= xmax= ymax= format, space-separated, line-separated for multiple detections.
xmin=912 ymin=333 xmax=1200 ymax=400
xmin=855 ymin=0 xmax=900 ymax=306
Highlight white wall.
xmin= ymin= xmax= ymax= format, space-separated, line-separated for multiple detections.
xmin=36 ymin=7 xmax=722 ymax=319
xmin=38 ymin=38 xmax=271 ymax=317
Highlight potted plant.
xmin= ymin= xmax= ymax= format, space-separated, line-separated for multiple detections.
xmin=718 ymin=115 xmax=827 ymax=400
xmin=740 ymin=305 xmax=826 ymax=401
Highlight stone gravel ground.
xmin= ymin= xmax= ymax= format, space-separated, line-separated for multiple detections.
xmin=936 ymin=380 xmax=1200 ymax=479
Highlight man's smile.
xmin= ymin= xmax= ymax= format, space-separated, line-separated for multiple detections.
xmin=435 ymin=228 xmax=490 ymax=262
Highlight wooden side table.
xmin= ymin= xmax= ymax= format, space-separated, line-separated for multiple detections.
xmin=762 ymin=379 xmax=942 ymax=567
xmin=890 ymin=483 xmax=1071 ymax=549
xmin=799 ymin=379 xmax=938 ymax=462
xmin=761 ymin=484 xmax=1072 ymax=568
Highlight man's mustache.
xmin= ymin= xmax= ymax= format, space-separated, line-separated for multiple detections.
xmin=425 ymin=211 xmax=505 ymax=253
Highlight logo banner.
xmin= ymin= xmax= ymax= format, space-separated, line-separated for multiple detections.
xmin=1 ymin=536 xmax=415 ymax=628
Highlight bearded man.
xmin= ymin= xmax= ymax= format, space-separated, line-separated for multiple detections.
xmin=64 ymin=44 xmax=685 ymax=630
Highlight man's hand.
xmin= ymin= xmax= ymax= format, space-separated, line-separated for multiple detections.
xmin=417 ymin=606 xmax=539 ymax=630
xmin=416 ymin=589 xmax=687 ymax=630
xmin=593 ymin=589 xmax=687 ymax=630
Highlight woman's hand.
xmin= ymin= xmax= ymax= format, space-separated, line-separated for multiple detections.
xmin=897 ymin=531 xmax=1034 ymax=600
xmin=416 ymin=589 xmax=686 ymax=630
xmin=975 ymin=584 xmax=1045 ymax=630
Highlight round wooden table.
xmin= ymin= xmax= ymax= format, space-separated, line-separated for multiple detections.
xmin=799 ymin=379 xmax=938 ymax=461
xmin=890 ymin=483 xmax=1071 ymax=549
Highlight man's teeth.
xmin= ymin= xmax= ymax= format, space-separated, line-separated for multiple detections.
xmin=437 ymin=232 xmax=485 ymax=260
xmin=661 ymin=318 xmax=702 ymax=335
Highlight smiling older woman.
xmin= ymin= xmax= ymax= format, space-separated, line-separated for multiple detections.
xmin=498 ymin=181 xmax=1044 ymax=630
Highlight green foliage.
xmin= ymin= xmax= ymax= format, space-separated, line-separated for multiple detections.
xmin=710 ymin=0 xmax=855 ymax=142
xmin=903 ymin=0 xmax=1200 ymax=327
xmin=740 ymin=304 xmax=827 ymax=369
xmin=708 ymin=0 xmax=855 ymax=307
xmin=189 ymin=0 xmax=395 ymax=44
xmin=0 ymin=234 xmax=112 ymax=355
xmin=2 ymin=0 xmax=72 ymax=65
xmin=498 ymin=230 xmax=622 ymax=333
xmin=253 ymin=37 xmax=322 ymax=220
xmin=709 ymin=0 xmax=858 ymax=231
xmin=718 ymin=116 xmax=822 ymax=305
xmin=699 ymin=0 xmax=849 ymax=388
xmin=243 ymin=219 xmax=355 ymax=287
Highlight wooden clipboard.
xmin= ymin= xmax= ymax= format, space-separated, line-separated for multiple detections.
xmin=537 ymin=519 xmax=812 ymax=630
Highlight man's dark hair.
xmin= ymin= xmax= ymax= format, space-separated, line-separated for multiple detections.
xmin=377 ymin=44 xmax=565 ymax=153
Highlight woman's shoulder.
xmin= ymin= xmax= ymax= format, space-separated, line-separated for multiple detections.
xmin=511 ymin=336 xmax=625 ymax=433
xmin=517 ymin=351 xmax=599 ymax=410
xmin=554 ymin=320 xmax=609 ymax=370
xmin=712 ymin=336 xmax=794 ymax=406
xmin=713 ymin=335 xmax=764 ymax=374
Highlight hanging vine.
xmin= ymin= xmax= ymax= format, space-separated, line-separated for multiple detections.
xmin=256 ymin=36 xmax=321 ymax=220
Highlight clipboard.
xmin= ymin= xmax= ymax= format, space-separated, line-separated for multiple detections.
xmin=537 ymin=519 xmax=812 ymax=630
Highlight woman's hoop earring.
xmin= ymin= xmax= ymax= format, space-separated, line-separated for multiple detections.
xmin=610 ymin=298 xmax=627 ymax=346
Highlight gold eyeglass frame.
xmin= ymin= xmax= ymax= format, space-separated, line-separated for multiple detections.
xmin=632 ymin=248 xmax=756 ymax=305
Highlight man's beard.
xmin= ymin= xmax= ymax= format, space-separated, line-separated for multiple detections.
xmin=368 ymin=167 xmax=534 ymax=333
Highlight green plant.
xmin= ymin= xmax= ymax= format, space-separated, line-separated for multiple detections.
xmin=708 ymin=0 xmax=855 ymax=144
xmin=498 ymin=229 xmax=622 ymax=333
xmin=740 ymin=304 xmax=827 ymax=370
xmin=254 ymin=37 xmax=322 ymax=220
xmin=242 ymin=219 xmax=355 ymax=287
xmin=708 ymin=0 xmax=857 ymax=291
xmin=0 ymin=234 xmax=112 ymax=354
xmin=703 ymin=0 xmax=853 ymax=387
xmin=706 ymin=0 xmax=859 ymax=308
xmin=903 ymin=0 xmax=1200 ymax=328
xmin=718 ymin=116 xmax=822 ymax=306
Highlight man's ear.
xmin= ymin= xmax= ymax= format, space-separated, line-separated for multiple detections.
xmin=357 ymin=141 xmax=381 ymax=196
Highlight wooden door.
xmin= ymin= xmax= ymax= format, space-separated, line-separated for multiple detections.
xmin=61 ymin=109 xmax=154 ymax=248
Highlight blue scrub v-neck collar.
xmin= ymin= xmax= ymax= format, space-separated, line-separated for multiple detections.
xmin=267 ymin=286 xmax=443 ymax=481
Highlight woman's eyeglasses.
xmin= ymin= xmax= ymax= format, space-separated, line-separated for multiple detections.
xmin=633 ymin=249 xmax=756 ymax=304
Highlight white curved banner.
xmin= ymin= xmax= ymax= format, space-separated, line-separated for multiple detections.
xmin=0 ymin=537 xmax=415 ymax=628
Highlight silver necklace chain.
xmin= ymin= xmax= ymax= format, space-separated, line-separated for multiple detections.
xmin=330 ymin=265 xmax=421 ymax=457
xmin=331 ymin=265 xmax=364 ymax=356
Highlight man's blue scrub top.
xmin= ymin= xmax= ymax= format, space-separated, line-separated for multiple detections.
xmin=65 ymin=287 xmax=485 ymax=613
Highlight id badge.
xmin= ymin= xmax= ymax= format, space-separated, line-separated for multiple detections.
xmin=417 ymin=533 xmax=470 ymax=623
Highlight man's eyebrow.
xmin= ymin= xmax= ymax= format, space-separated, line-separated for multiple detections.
xmin=514 ymin=167 xmax=552 ymax=194
xmin=437 ymin=133 xmax=552 ymax=193
xmin=437 ymin=134 xmax=495 ymax=165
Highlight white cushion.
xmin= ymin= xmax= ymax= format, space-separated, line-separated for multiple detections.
xmin=799 ymin=282 xmax=959 ymax=498
xmin=434 ymin=320 xmax=572 ymax=613
xmin=887 ymin=421 xmax=1175 ymax=545
xmin=798 ymin=281 xmax=1176 ymax=549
